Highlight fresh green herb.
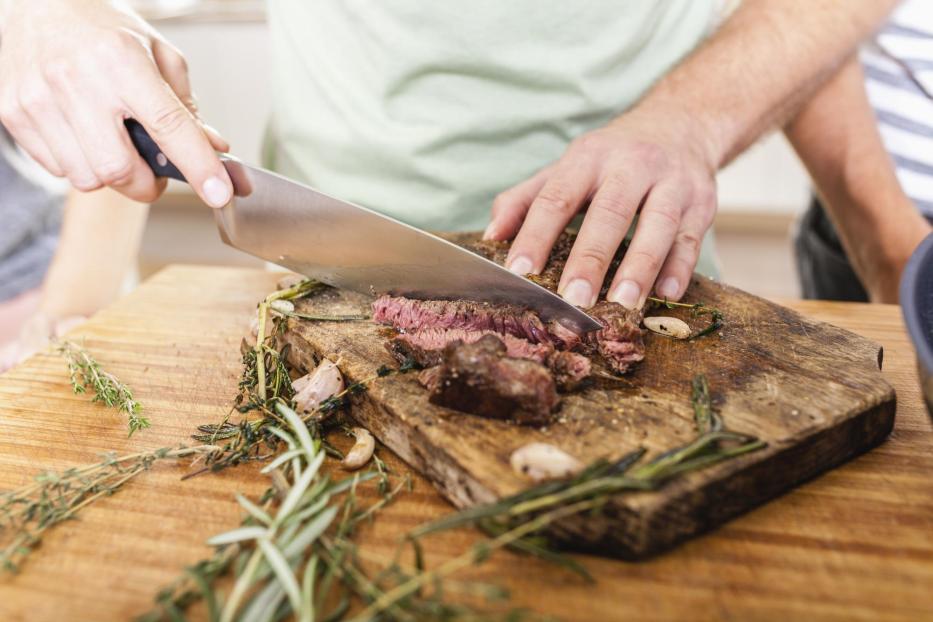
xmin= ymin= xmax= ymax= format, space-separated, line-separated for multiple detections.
xmin=0 ymin=445 xmax=219 ymax=573
xmin=56 ymin=340 xmax=149 ymax=436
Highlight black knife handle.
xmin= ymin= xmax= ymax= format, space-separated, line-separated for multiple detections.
xmin=124 ymin=119 xmax=187 ymax=183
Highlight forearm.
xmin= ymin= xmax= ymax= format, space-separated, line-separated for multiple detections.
xmin=785 ymin=58 xmax=931 ymax=303
xmin=39 ymin=188 xmax=149 ymax=319
xmin=633 ymin=0 xmax=898 ymax=170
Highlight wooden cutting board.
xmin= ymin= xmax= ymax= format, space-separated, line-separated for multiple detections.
xmin=281 ymin=237 xmax=897 ymax=559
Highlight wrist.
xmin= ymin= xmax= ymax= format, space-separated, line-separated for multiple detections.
xmin=625 ymin=92 xmax=724 ymax=174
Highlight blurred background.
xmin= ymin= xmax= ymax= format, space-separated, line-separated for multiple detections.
xmin=134 ymin=0 xmax=809 ymax=300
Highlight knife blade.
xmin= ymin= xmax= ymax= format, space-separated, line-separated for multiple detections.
xmin=126 ymin=121 xmax=601 ymax=333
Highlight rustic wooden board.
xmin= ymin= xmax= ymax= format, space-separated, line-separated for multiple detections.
xmin=282 ymin=241 xmax=897 ymax=558
xmin=0 ymin=266 xmax=930 ymax=622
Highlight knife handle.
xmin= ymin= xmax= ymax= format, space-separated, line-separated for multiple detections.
xmin=124 ymin=119 xmax=187 ymax=182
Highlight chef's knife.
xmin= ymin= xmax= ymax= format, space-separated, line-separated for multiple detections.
xmin=126 ymin=120 xmax=601 ymax=332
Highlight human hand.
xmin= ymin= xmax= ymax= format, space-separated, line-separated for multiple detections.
xmin=0 ymin=0 xmax=231 ymax=206
xmin=484 ymin=107 xmax=719 ymax=310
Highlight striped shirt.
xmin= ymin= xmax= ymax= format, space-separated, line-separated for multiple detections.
xmin=862 ymin=0 xmax=933 ymax=216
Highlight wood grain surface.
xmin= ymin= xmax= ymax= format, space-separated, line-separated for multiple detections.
xmin=281 ymin=258 xmax=895 ymax=558
xmin=0 ymin=265 xmax=930 ymax=621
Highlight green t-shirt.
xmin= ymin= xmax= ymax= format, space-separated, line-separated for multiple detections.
xmin=264 ymin=0 xmax=720 ymax=276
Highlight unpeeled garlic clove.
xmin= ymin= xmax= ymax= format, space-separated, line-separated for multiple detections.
xmin=341 ymin=427 xmax=375 ymax=470
xmin=510 ymin=442 xmax=583 ymax=482
xmin=643 ymin=316 xmax=691 ymax=339
xmin=270 ymin=299 xmax=295 ymax=315
xmin=293 ymin=359 xmax=344 ymax=415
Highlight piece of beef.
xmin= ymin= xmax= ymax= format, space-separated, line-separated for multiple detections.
xmin=547 ymin=350 xmax=592 ymax=391
xmin=428 ymin=335 xmax=558 ymax=424
xmin=587 ymin=301 xmax=645 ymax=374
xmin=388 ymin=327 xmax=554 ymax=367
xmin=417 ymin=366 xmax=442 ymax=392
xmin=373 ymin=295 xmax=552 ymax=344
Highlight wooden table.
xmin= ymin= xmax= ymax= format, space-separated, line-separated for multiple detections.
xmin=0 ymin=265 xmax=930 ymax=621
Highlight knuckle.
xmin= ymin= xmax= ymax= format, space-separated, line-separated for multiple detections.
xmin=534 ymin=185 xmax=575 ymax=216
xmin=591 ymin=192 xmax=634 ymax=223
xmin=70 ymin=175 xmax=103 ymax=192
xmin=572 ymin=245 xmax=612 ymax=273
xmin=149 ymin=105 xmax=191 ymax=137
xmin=95 ymin=157 xmax=135 ymax=185
xmin=42 ymin=58 xmax=76 ymax=90
xmin=0 ymin=97 xmax=24 ymax=127
xmin=649 ymin=203 xmax=681 ymax=229
xmin=675 ymin=230 xmax=703 ymax=256
xmin=625 ymin=248 xmax=663 ymax=274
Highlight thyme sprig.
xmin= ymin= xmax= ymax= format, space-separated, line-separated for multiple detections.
xmin=404 ymin=374 xmax=765 ymax=585
xmin=56 ymin=340 xmax=149 ymax=436
xmin=647 ymin=296 xmax=724 ymax=339
xmin=0 ymin=445 xmax=219 ymax=573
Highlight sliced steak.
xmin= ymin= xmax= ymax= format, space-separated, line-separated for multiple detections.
xmin=587 ymin=301 xmax=646 ymax=374
xmin=548 ymin=350 xmax=593 ymax=391
xmin=373 ymin=295 xmax=552 ymax=344
xmin=428 ymin=335 xmax=558 ymax=424
xmin=388 ymin=327 xmax=554 ymax=367
xmin=417 ymin=366 xmax=442 ymax=392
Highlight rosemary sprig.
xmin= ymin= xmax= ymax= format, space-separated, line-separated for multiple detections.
xmin=406 ymin=374 xmax=765 ymax=583
xmin=0 ymin=445 xmax=219 ymax=573
xmin=56 ymin=340 xmax=149 ymax=436
xmin=646 ymin=296 xmax=724 ymax=339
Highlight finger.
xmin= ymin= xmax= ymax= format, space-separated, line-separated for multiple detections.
xmin=653 ymin=192 xmax=716 ymax=301
xmin=505 ymin=161 xmax=597 ymax=276
xmin=152 ymin=39 xmax=230 ymax=154
xmin=484 ymin=165 xmax=552 ymax=241
xmin=556 ymin=171 xmax=651 ymax=308
xmin=117 ymin=55 xmax=232 ymax=208
xmin=21 ymin=86 xmax=101 ymax=191
xmin=607 ymin=180 xmax=687 ymax=310
xmin=51 ymin=72 xmax=165 ymax=202
xmin=3 ymin=118 xmax=64 ymax=176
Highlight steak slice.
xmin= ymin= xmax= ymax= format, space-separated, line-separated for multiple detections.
xmin=428 ymin=335 xmax=558 ymax=424
xmin=547 ymin=350 xmax=593 ymax=391
xmin=373 ymin=295 xmax=552 ymax=344
xmin=388 ymin=327 xmax=554 ymax=367
xmin=587 ymin=301 xmax=646 ymax=374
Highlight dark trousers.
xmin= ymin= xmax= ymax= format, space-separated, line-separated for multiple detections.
xmin=794 ymin=197 xmax=870 ymax=302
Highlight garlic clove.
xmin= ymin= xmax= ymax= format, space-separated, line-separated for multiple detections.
xmin=270 ymin=299 xmax=295 ymax=315
xmin=643 ymin=316 xmax=691 ymax=340
xmin=510 ymin=442 xmax=583 ymax=482
xmin=293 ymin=359 xmax=345 ymax=416
xmin=341 ymin=427 xmax=375 ymax=470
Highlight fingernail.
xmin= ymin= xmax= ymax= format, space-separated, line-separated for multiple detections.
xmin=483 ymin=222 xmax=497 ymax=240
xmin=202 ymin=175 xmax=231 ymax=208
xmin=657 ymin=277 xmax=680 ymax=300
xmin=561 ymin=278 xmax=595 ymax=308
xmin=609 ymin=279 xmax=641 ymax=309
xmin=507 ymin=255 xmax=534 ymax=276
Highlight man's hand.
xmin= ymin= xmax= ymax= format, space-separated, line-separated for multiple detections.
xmin=0 ymin=0 xmax=231 ymax=206
xmin=485 ymin=107 xmax=717 ymax=310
